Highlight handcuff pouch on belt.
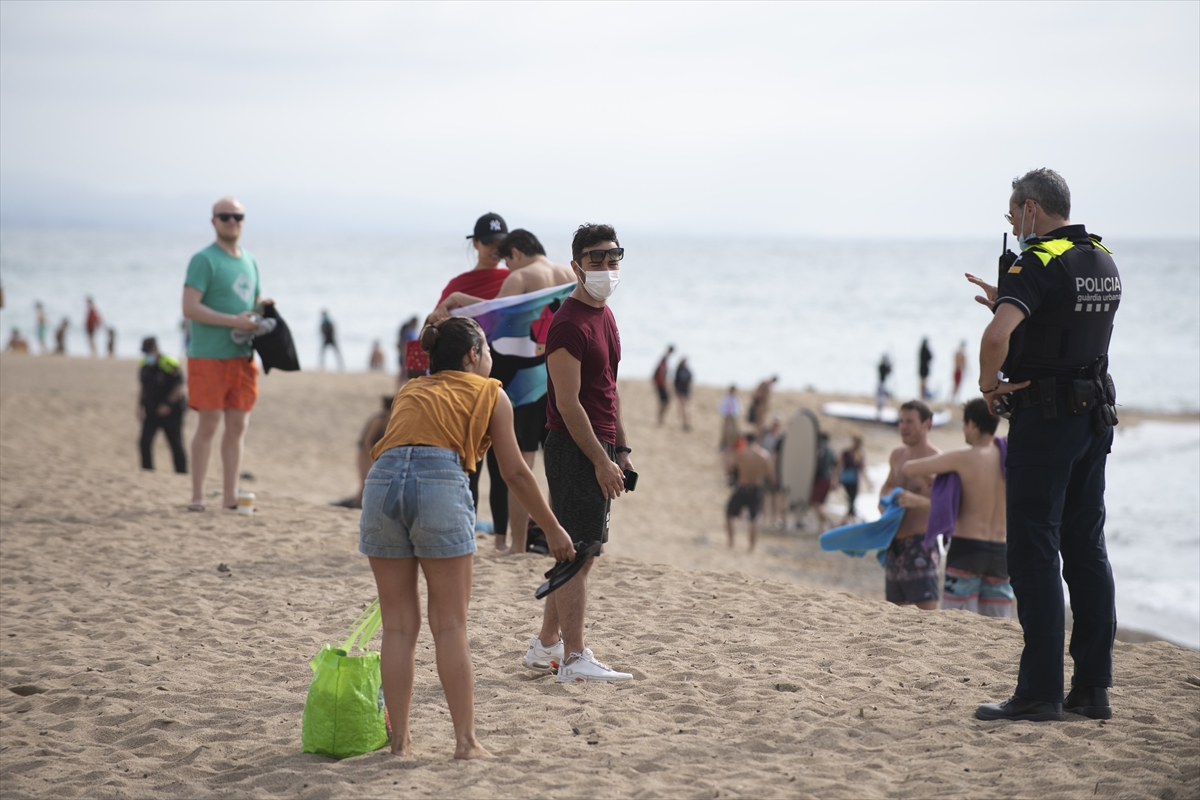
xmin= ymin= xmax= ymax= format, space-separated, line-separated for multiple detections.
xmin=1005 ymin=356 xmax=1118 ymax=432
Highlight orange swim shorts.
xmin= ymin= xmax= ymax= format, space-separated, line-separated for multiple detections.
xmin=187 ymin=357 xmax=258 ymax=412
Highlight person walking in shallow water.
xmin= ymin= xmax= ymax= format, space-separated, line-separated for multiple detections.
xmin=84 ymin=297 xmax=102 ymax=356
xmin=319 ymin=310 xmax=343 ymax=370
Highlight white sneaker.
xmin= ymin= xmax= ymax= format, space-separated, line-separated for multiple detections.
xmin=556 ymin=649 xmax=633 ymax=683
xmin=522 ymin=636 xmax=564 ymax=672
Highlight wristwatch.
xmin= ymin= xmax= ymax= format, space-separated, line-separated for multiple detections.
xmin=615 ymin=446 xmax=633 ymax=455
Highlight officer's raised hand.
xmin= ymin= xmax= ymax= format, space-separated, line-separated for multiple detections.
xmin=965 ymin=273 xmax=998 ymax=311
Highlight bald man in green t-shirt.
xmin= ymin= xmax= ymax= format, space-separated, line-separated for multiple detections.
xmin=181 ymin=197 xmax=271 ymax=512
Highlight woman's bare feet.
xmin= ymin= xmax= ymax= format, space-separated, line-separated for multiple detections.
xmin=389 ymin=733 xmax=413 ymax=757
xmin=454 ymin=737 xmax=492 ymax=760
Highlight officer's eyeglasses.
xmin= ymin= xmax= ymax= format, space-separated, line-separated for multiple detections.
xmin=580 ymin=247 xmax=624 ymax=265
xmin=216 ymin=213 xmax=245 ymax=222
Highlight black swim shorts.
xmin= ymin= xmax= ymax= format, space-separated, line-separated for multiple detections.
xmin=655 ymin=383 xmax=670 ymax=404
xmin=944 ymin=537 xmax=1008 ymax=579
xmin=513 ymin=394 xmax=549 ymax=452
xmin=544 ymin=430 xmax=614 ymax=548
xmin=726 ymin=485 xmax=763 ymax=520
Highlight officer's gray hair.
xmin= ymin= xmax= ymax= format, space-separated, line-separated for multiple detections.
xmin=1011 ymin=168 xmax=1071 ymax=220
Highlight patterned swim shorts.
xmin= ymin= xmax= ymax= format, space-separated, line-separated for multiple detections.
xmin=187 ymin=357 xmax=258 ymax=412
xmin=885 ymin=535 xmax=941 ymax=605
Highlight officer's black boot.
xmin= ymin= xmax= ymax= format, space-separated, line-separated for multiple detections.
xmin=1064 ymin=686 xmax=1112 ymax=719
xmin=975 ymin=696 xmax=1064 ymax=722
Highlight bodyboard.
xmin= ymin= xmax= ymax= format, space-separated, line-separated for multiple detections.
xmin=822 ymin=402 xmax=951 ymax=428
xmin=779 ymin=408 xmax=820 ymax=515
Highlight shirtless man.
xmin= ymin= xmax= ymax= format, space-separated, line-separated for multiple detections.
xmin=878 ymin=400 xmax=942 ymax=610
xmin=726 ymin=433 xmax=774 ymax=551
xmin=901 ymin=398 xmax=1013 ymax=617
xmin=433 ymin=229 xmax=574 ymax=553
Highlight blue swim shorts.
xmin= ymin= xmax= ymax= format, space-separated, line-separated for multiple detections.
xmin=359 ymin=446 xmax=477 ymax=559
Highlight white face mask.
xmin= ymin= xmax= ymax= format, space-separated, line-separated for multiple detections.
xmin=577 ymin=268 xmax=620 ymax=301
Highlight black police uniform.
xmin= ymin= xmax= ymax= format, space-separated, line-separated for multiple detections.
xmin=139 ymin=354 xmax=187 ymax=473
xmin=994 ymin=224 xmax=1120 ymax=703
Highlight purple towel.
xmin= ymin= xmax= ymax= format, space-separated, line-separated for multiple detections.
xmin=922 ymin=436 xmax=1007 ymax=551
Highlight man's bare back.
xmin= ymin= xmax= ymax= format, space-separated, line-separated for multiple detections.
xmin=498 ymin=255 xmax=574 ymax=297
xmin=903 ymin=437 xmax=1005 ymax=542
xmin=732 ymin=444 xmax=773 ymax=487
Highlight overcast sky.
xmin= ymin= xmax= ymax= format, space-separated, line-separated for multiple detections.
xmin=1 ymin=1 xmax=1197 ymax=238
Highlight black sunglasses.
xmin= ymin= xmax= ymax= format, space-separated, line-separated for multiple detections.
xmin=580 ymin=247 xmax=624 ymax=265
xmin=215 ymin=213 xmax=245 ymax=222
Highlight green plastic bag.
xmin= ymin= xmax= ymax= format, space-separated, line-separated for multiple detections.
xmin=301 ymin=599 xmax=389 ymax=759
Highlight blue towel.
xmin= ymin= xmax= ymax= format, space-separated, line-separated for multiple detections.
xmin=819 ymin=488 xmax=906 ymax=567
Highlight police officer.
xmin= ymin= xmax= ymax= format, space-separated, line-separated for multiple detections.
xmin=970 ymin=168 xmax=1120 ymax=722
xmin=138 ymin=336 xmax=188 ymax=473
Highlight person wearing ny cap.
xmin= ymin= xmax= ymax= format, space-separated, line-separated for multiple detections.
xmin=427 ymin=214 xmax=513 ymax=547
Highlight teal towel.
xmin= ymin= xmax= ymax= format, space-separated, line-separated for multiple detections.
xmin=819 ymin=488 xmax=906 ymax=567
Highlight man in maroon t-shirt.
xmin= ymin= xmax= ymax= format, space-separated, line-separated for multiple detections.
xmin=521 ymin=223 xmax=634 ymax=684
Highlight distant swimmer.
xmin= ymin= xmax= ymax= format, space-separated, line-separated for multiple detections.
xmin=918 ymin=338 xmax=933 ymax=400
xmin=34 ymin=302 xmax=48 ymax=353
xmin=748 ymin=375 xmax=778 ymax=433
xmin=876 ymin=354 xmax=892 ymax=412
xmin=902 ymin=399 xmax=1013 ymax=617
xmin=653 ymin=345 xmax=674 ymax=426
xmin=368 ymin=340 xmax=385 ymax=371
xmin=952 ymin=340 xmax=967 ymax=402
xmin=673 ymin=357 xmax=693 ymax=431
xmin=726 ymin=432 xmax=773 ymax=552
xmin=84 ymin=296 xmax=102 ymax=357
xmin=719 ymin=385 xmax=741 ymax=451
xmin=319 ymin=310 xmax=344 ymax=371
xmin=878 ymin=400 xmax=942 ymax=610
xmin=54 ymin=317 xmax=69 ymax=354
xmin=432 ymin=228 xmax=575 ymax=554
xmin=5 ymin=328 xmax=30 ymax=353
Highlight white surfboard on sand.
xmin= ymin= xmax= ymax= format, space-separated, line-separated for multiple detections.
xmin=779 ymin=409 xmax=820 ymax=515
xmin=821 ymin=402 xmax=952 ymax=428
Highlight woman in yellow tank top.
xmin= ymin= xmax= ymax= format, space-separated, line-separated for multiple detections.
xmin=360 ymin=316 xmax=573 ymax=761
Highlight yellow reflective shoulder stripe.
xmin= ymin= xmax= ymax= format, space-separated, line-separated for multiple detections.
xmin=1027 ymin=238 xmax=1074 ymax=266
xmin=1090 ymin=237 xmax=1113 ymax=254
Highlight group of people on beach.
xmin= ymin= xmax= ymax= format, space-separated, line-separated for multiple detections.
xmin=173 ymin=202 xmax=638 ymax=757
xmin=5 ymin=296 xmax=114 ymax=357
xmin=173 ymin=164 xmax=1122 ymax=758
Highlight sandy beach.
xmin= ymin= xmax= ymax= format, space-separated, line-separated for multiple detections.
xmin=2 ymin=353 xmax=1198 ymax=799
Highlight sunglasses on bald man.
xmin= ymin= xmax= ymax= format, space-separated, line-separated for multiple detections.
xmin=215 ymin=213 xmax=245 ymax=222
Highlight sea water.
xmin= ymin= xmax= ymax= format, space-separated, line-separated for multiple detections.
xmin=1 ymin=230 xmax=1196 ymax=645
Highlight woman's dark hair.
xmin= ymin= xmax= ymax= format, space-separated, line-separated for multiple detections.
xmin=497 ymin=229 xmax=546 ymax=259
xmin=963 ymin=398 xmax=999 ymax=435
xmin=420 ymin=317 xmax=484 ymax=374
xmin=571 ymin=223 xmax=619 ymax=264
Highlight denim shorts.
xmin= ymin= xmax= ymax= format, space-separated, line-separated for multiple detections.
xmin=359 ymin=446 xmax=477 ymax=559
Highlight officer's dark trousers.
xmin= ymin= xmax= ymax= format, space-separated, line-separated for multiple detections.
xmin=1006 ymin=400 xmax=1116 ymax=703
xmin=140 ymin=410 xmax=187 ymax=473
